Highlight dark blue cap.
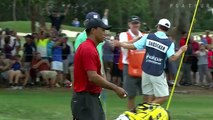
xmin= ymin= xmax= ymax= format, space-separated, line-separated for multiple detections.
xmin=85 ymin=12 xmax=100 ymax=20
xmin=85 ymin=18 xmax=111 ymax=30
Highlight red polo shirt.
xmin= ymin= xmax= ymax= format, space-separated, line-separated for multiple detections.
xmin=206 ymin=36 xmax=212 ymax=45
xmin=31 ymin=59 xmax=49 ymax=71
xmin=73 ymin=38 xmax=102 ymax=94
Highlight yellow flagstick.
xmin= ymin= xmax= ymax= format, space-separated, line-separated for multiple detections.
xmin=166 ymin=0 xmax=200 ymax=110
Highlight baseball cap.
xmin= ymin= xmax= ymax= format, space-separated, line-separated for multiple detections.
xmin=85 ymin=12 xmax=100 ymax=20
xmin=24 ymin=34 xmax=34 ymax=39
xmin=85 ymin=18 xmax=111 ymax=30
xmin=157 ymin=19 xmax=171 ymax=28
xmin=59 ymin=33 xmax=67 ymax=38
xmin=128 ymin=16 xmax=140 ymax=23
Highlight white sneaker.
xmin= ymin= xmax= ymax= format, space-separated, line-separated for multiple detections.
xmin=63 ymin=79 xmax=70 ymax=84
xmin=55 ymin=83 xmax=61 ymax=88
xmin=18 ymin=86 xmax=23 ymax=90
xmin=11 ymin=86 xmax=18 ymax=90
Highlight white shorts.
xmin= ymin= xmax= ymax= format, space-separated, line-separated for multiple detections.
xmin=51 ymin=61 xmax=63 ymax=71
xmin=142 ymin=71 xmax=169 ymax=97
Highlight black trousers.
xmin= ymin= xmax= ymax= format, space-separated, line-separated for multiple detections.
xmin=71 ymin=92 xmax=105 ymax=120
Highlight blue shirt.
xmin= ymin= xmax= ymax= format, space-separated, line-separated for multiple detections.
xmin=12 ymin=62 xmax=21 ymax=71
xmin=133 ymin=31 xmax=175 ymax=58
xmin=52 ymin=46 xmax=63 ymax=62
xmin=201 ymin=38 xmax=208 ymax=45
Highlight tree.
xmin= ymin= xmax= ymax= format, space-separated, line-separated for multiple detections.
xmin=29 ymin=0 xmax=48 ymax=32
xmin=12 ymin=0 xmax=17 ymax=21
xmin=0 ymin=0 xmax=212 ymax=33
xmin=149 ymin=0 xmax=196 ymax=43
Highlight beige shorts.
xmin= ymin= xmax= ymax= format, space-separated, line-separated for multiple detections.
xmin=142 ymin=71 xmax=169 ymax=97
xmin=40 ymin=71 xmax=57 ymax=80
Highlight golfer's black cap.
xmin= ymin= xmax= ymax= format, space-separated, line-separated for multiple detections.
xmin=128 ymin=15 xmax=140 ymax=23
xmin=24 ymin=34 xmax=34 ymax=39
xmin=85 ymin=12 xmax=100 ymax=20
xmin=85 ymin=18 xmax=111 ymax=30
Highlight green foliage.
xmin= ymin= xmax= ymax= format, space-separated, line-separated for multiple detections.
xmin=194 ymin=0 xmax=213 ymax=31
xmin=0 ymin=0 xmax=212 ymax=32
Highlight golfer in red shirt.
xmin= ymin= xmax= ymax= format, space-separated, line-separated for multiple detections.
xmin=71 ymin=18 xmax=127 ymax=120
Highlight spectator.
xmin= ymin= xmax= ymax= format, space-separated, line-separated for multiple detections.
xmin=179 ymin=31 xmax=187 ymax=47
xmin=0 ymin=29 xmax=20 ymax=56
xmin=179 ymin=32 xmax=193 ymax=86
xmin=32 ymin=32 xmax=39 ymax=41
xmin=112 ymin=34 xmax=122 ymax=86
xmin=3 ymin=35 xmax=16 ymax=59
xmin=8 ymin=55 xmax=28 ymax=89
xmin=207 ymin=45 xmax=213 ymax=81
xmin=190 ymin=37 xmax=199 ymax=84
xmin=102 ymin=35 xmax=114 ymax=81
xmin=46 ymin=4 xmax=70 ymax=31
xmin=36 ymin=31 xmax=49 ymax=59
xmin=200 ymin=35 xmax=207 ymax=45
xmin=195 ymin=43 xmax=213 ymax=87
xmin=61 ymin=34 xmax=71 ymax=84
xmin=51 ymin=35 xmax=63 ymax=87
xmin=31 ymin=52 xmax=57 ymax=87
xmin=0 ymin=53 xmax=11 ymax=85
xmin=23 ymin=34 xmax=36 ymax=71
xmin=72 ymin=18 xmax=80 ymax=27
xmin=166 ymin=36 xmax=178 ymax=86
xmin=47 ymin=30 xmax=58 ymax=60
xmin=205 ymin=30 xmax=212 ymax=45
xmin=10 ymin=30 xmax=21 ymax=55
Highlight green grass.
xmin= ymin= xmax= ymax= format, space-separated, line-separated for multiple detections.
xmin=0 ymin=21 xmax=84 ymax=33
xmin=0 ymin=89 xmax=213 ymax=120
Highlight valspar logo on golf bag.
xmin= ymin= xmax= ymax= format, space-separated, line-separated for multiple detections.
xmin=116 ymin=103 xmax=170 ymax=120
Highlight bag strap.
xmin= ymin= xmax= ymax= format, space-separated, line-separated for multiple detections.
xmin=126 ymin=32 xmax=133 ymax=41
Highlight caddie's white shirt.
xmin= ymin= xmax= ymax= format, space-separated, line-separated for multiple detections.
xmin=119 ymin=29 xmax=142 ymax=64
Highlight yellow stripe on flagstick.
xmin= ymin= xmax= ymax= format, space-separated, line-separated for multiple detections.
xmin=166 ymin=0 xmax=200 ymax=110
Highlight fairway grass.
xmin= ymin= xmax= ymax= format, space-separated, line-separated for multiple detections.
xmin=0 ymin=88 xmax=213 ymax=120
xmin=0 ymin=21 xmax=84 ymax=33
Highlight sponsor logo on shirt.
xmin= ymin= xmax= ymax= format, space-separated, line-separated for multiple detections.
xmin=145 ymin=53 xmax=163 ymax=65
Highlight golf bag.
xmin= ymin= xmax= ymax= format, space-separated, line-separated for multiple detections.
xmin=116 ymin=103 xmax=170 ymax=120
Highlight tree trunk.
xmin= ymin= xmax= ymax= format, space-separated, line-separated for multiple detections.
xmin=12 ymin=0 xmax=16 ymax=21
xmin=37 ymin=5 xmax=46 ymax=31
xmin=29 ymin=0 xmax=36 ymax=32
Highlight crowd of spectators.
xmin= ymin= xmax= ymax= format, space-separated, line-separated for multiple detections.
xmin=0 ymin=27 xmax=73 ymax=89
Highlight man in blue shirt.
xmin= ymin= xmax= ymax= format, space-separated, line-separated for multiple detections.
xmin=51 ymin=35 xmax=64 ymax=87
xmin=114 ymin=19 xmax=187 ymax=104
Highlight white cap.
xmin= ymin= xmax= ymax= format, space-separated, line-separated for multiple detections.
xmin=157 ymin=18 xmax=171 ymax=28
